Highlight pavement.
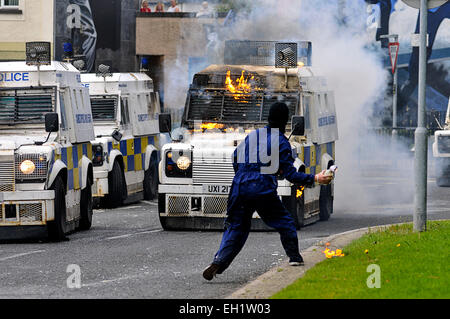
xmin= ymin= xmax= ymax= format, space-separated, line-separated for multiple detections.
xmin=227 ymin=227 xmax=369 ymax=299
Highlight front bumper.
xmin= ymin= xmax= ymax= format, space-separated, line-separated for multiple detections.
xmin=158 ymin=184 xmax=291 ymax=218
xmin=93 ymin=170 xmax=109 ymax=197
xmin=0 ymin=190 xmax=55 ymax=226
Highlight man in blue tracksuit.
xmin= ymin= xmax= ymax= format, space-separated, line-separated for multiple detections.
xmin=203 ymin=102 xmax=333 ymax=280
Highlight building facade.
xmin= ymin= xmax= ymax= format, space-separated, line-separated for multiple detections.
xmin=0 ymin=0 xmax=54 ymax=61
xmin=136 ymin=12 xmax=225 ymax=111
xmin=1 ymin=0 xmax=225 ymax=116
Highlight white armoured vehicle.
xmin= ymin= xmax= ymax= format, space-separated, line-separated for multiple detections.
xmin=81 ymin=72 xmax=166 ymax=207
xmin=158 ymin=41 xmax=339 ymax=230
xmin=432 ymin=98 xmax=450 ymax=186
xmin=0 ymin=43 xmax=95 ymax=240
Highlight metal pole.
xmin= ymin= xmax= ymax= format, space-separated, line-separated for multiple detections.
xmin=392 ymin=64 xmax=399 ymax=166
xmin=392 ymin=58 xmax=398 ymax=132
xmin=413 ymin=0 xmax=428 ymax=232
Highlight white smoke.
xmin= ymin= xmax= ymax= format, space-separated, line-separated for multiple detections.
xmin=167 ymin=0 xmax=424 ymax=208
xmin=220 ymin=0 xmax=410 ymax=209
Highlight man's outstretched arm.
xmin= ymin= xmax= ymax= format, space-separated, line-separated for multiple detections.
xmin=278 ymin=141 xmax=332 ymax=186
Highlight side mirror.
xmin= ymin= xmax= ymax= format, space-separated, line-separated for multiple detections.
xmin=159 ymin=113 xmax=172 ymax=133
xmin=291 ymin=116 xmax=305 ymax=136
xmin=45 ymin=113 xmax=59 ymax=133
xmin=112 ymin=129 xmax=123 ymax=142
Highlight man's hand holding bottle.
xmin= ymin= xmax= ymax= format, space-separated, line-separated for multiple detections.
xmin=314 ymin=165 xmax=337 ymax=185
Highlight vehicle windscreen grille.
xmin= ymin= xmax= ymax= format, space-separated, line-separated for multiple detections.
xmin=90 ymin=97 xmax=117 ymax=121
xmin=187 ymin=91 xmax=223 ymax=121
xmin=261 ymin=94 xmax=298 ymax=121
xmin=0 ymin=92 xmax=53 ymax=123
xmin=187 ymin=90 xmax=299 ymax=123
xmin=437 ymin=135 xmax=450 ymax=153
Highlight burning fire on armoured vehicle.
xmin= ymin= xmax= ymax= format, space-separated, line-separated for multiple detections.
xmin=225 ymin=70 xmax=262 ymax=100
xmin=158 ymin=40 xmax=338 ymax=231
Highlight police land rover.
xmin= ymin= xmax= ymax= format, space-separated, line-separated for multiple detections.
xmin=158 ymin=41 xmax=338 ymax=230
xmin=0 ymin=42 xmax=95 ymax=240
xmin=81 ymin=70 xmax=169 ymax=207
xmin=432 ymin=98 xmax=450 ymax=187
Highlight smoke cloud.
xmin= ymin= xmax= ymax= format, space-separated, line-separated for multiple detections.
xmin=216 ymin=0 xmax=416 ymax=210
xmin=168 ymin=0 xmax=446 ymax=210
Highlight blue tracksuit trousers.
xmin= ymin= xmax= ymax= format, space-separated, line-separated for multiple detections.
xmin=212 ymin=186 xmax=302 ymax=272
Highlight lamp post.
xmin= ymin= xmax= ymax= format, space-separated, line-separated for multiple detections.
xmin=401 ymin=0 xmax=449 ymax=231
xmin=412 ymin=0 xmax=428 ymax=232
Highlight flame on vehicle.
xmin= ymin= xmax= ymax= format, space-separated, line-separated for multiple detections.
xmin=225 ymin=70 xmax=261 ymax=100
xmin=192 ymin=122 xmax=226 ymax=133
xmin=296 ymin=186 xmax=305 ymax=198
xmin=201 ymin=123 xmax=225 ymax=130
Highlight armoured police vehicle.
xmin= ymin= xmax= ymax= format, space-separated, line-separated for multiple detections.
xmin=81 ymin=71 xmax=166 ymax=207
xmin=158 ymin=41 xmax=339 ymax=230
xmin=432 ymin=98 xmax=450 ymax=187
xmin=0 ymin=42 xmax=95 ymax=240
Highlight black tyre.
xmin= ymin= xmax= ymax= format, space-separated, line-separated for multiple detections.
xmin=158 ymin=193 xmax=169 ymax=230
xmin=48 ymin=176 xmax=67 ymax=241
xmin=79 ymin=176 xmax=93 ymax=230
xmin=106 ymin=161 xmax=126 ymax=208
xmin=282 ymin=185 xmax=305 ymax=229
xmin=319 ymin=184 xmax=333 ymax=221
xmin=144 ymin=155 xmax=159 ymax=200
xmin=435 ymin=158 xmax=450 ymax=187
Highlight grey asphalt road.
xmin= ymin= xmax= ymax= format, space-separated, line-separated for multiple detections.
xmin=0 ymin=168 xmax=449 ymax=299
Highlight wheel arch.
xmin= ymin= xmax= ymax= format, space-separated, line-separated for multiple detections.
xmin=321 ymin=153 xmax=334 ymax=172
xmin=81 ymin=155 xmax=94 ymax=189
xmin=47 ymin=160 xmax=68 ymax=194
xmin=144 ymin=144 xmax=159 ymax=171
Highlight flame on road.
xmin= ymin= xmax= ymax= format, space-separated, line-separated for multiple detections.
xmin=322 ymin=242 xmax=345 ymax=259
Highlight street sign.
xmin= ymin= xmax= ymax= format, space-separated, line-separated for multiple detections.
xmin=388 ymin=42 xmax=400 ymax=74
xmin=402 ymin=0 xmax=448 ymax=9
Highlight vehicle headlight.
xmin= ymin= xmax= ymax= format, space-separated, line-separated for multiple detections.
xmin=92 ymin=145 xmax=104 ymax=167
xmin=20 ymin=160 xmax=35 ymax=175
xmin=165 ymin=150 xmax=192 ymax=178
xmin=176 ymin=156 xmax=191 ymax=170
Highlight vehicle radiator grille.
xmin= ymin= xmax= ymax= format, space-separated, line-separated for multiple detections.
xmin=19 ymin=203 xmax=43 ymax=222
xmin=167 ymin=195 xmax=190 ymax=216
xmin=0 ymin=156 xmax=15 ymax=192
xmin=192 ymin=156 xmax=235 ymax=185
xmin=203 ymin=196 xmax=227 ymax=215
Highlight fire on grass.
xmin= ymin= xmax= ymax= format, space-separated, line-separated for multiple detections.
xmin=322 ymin=242 xmax=345 ymax=259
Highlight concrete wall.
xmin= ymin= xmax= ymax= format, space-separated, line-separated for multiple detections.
xmin=93 ymin=0 xmax=141 ymax=73
xmin=136 ymin=14 xmax=224 ymax=110
xmin=0 ymin=0 xmax=54 ymax=60
xmin=143 ymin=1 xmax=218 ymax=13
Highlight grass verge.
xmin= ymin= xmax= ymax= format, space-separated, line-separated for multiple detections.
xmin=272 ymin=220 xmax=450 ymax=299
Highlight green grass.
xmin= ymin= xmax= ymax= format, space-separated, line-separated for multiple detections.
xmin=272 ymin=221 xmax=450 ymax=299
